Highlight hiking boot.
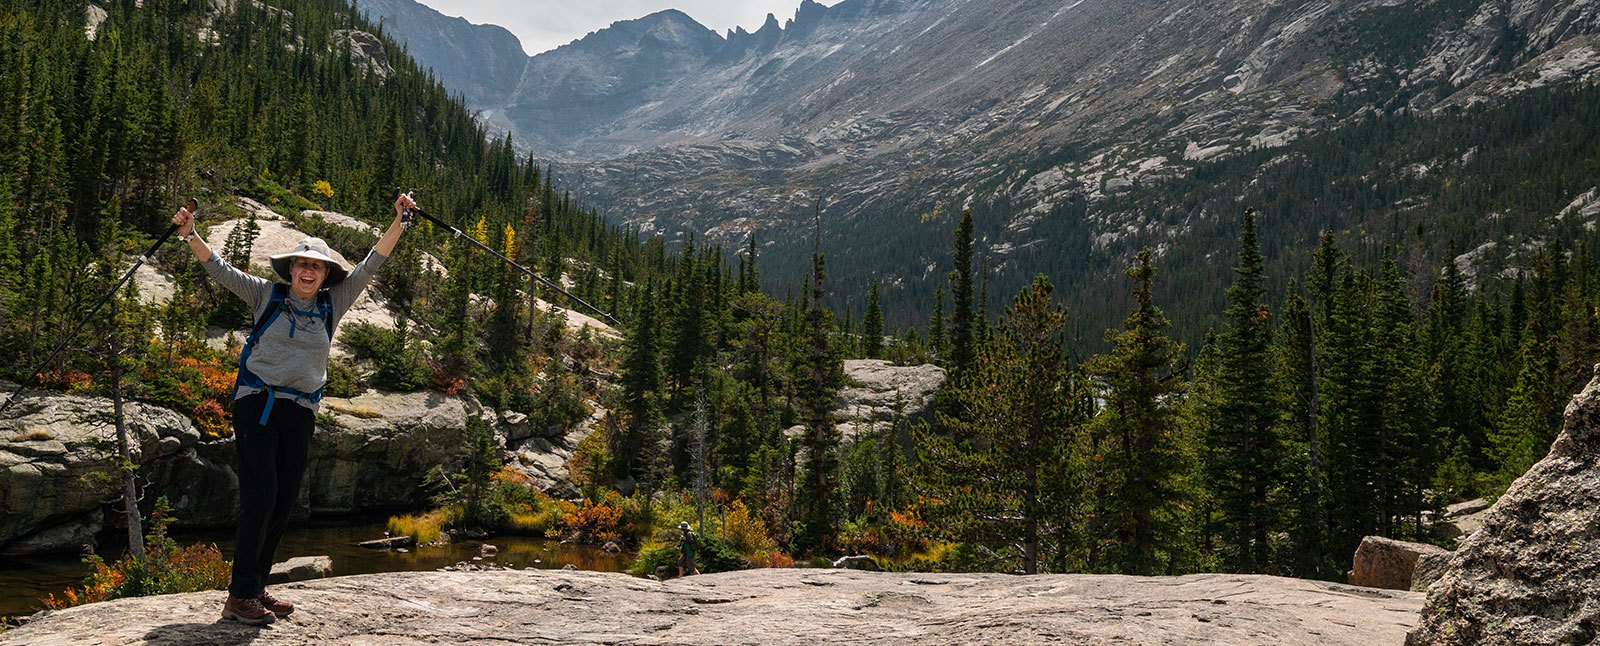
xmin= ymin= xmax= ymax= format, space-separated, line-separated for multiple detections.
xmin=222 ymin=595 xmax=277 ymax=625
xmin=258 ymin=590 xmax=294 ymax=617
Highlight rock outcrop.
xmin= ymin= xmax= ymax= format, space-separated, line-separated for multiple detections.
xmin=331 ymin=30 xmax=394 ymax=83
xmin=1407 ymin=365 xmax=1600 ymax=645
xmin=0 ymin=386 xmax=547 ymax=555
xmin=0 ymin=390 xmax=210 ymax=556
xmin=834 ymin=360 xmax=945 ymax=442
xmin=0 ymin=569 xmax=1425 ymax=645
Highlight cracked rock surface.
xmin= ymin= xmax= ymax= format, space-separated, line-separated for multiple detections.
xmin=1 ymin=569 xmax=1422 ymax=645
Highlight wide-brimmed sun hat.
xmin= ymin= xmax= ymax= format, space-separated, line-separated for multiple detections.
xmin=269 ymin=237 xmax=351 ymax=288
xmin=678 ymin=521 xmax=691 ymax=530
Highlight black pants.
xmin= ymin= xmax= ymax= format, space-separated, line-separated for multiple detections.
xmin=227 ymin=392 xmax=314 ymax=599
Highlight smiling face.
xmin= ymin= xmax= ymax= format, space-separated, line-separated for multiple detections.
xmin=289 ymin=257 xmax=328 ymax=299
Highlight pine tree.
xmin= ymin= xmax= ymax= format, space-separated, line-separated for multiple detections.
xmin=618 ymin=283 xmax=663 ymax=482
xmin=795 ymin=237 xmax=843 ymax=551
xmin=1083 ymin=249 xmax=1190 ymax=575
xmin=950 ymin=209 xmax=976 ymax=381
xmin=929 ymin=284 xmax=947 ymax=360
xmin=863 ymin=280 xmax=883 ymax=359
xmin=667 ymin=236 xmax=706 ymax=411
xmin=1321 ymin=268 xmax=1383 ymax=561
xmin=485 ymin=224 xmax=525 ymax=375
xmin=917 ymin=275 xmax=1090 ymax=573
xmin=1203 ymin=209 xmax=1282 ymax=573
xmin=1275 ymin=287 xmax=1328 ymax=578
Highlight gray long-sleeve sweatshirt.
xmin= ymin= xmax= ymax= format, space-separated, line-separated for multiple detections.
xmin=201 ymin=249 xmax=388 ymax=412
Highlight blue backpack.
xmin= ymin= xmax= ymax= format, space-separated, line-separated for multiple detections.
xmin=234 ymin=283 xmax=334 ymax=425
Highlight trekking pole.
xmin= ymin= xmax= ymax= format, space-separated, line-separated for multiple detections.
xmin=398 ymin=190 xmax=622 ymax=328
xmin=0 ymin=198 xmax=199 ymax=419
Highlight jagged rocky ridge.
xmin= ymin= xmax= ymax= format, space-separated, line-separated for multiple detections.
xmin=372 ymin=0 xmax=1600 ymax=226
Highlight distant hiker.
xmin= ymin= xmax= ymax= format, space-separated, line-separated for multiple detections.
xmin=677 ymin=521 xmax=700 ymax=577
xmin=171 ymin=193 xmax=415 ymax=625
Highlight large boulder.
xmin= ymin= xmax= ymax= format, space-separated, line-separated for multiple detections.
xmin=307 ymin=390 xmax=489 ymax=513
xmin=1349 ymin=536 xmax=1449 ymax=591
xmin=1407 ymin=365 xmax=1600 ymax=645
xmin=268 ymin=555 xmax=332 ymax=584
xmin=834 ymin=360 xmax=945 ymax=442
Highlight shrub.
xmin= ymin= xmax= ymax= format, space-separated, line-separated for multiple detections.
xmin=719 ymin=499 xmax=781 ymax=556
xmin=371 ymin=317 xmax=429 ymax=392
xmin=324 ymin=357 xmax=364 ymax=398
xmin=628 ymin=534 xmax=746 ymax=576
xmin=387 ymin=509 xmax=451 ymax=546
xmin=41 ymin=498 xmax=229 ymax=609
xmin=560 ymin=496 xmax=626 ymax=544
xmin=338 ymin=321 xmax=389 ymax=361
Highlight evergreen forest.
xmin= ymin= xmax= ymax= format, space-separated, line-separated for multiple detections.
xmin=0 ymin=0 xmax=1596 ymax=596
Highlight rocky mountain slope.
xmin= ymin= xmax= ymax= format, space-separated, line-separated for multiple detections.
xmin=0 ymin=569 xmax=1423 ymax=645
xmin=370 ymin=0 xmax=1600 ymax=331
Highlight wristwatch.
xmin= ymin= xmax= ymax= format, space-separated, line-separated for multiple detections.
xmin=179 ymin=231 xmax=195 ymax=242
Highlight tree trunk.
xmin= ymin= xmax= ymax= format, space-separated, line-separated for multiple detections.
xmin=112 ymin=322 xmax=145 ymax=562
xmin=1306 ymin=307 xmax=1325 ymax=574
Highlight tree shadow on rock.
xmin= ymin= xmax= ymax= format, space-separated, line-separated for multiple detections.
xmin=142 ymin=619 xmax=267 ymax=646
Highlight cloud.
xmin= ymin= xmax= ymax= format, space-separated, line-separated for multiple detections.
xmin=414 ymin=0 xmax=828 ymax=56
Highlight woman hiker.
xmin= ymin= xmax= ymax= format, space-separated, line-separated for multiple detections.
xmin=170 ymin=192 xmax=417 ymax=625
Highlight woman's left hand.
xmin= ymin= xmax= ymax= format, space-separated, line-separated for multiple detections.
xmin=393 ymin=192 xmax=418 ymax=220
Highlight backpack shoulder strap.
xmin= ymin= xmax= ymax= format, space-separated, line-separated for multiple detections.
xmin=248 ymin=283 xmax=291 ymax=343
xmin=317 ymin=290 xmax=334 ymax=339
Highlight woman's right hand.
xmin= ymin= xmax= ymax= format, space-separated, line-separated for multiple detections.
xmin=172 ymin=206 xmax=194 ymax=237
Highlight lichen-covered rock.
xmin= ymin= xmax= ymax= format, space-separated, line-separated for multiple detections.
xmin=1409 ymin=550 xmax=1452 ymax=593
xmin=1349 ymin=536 xmax=1448 ymax=591
xmin=0 ymin=569 xmax=1426 ymax=645
xmin=1407 ymin=365 xmax=1600 ymax=645
xmin=0 ymin=386 xmax=581 ymax=555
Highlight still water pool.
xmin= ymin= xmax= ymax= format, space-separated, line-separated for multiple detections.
xmin=0 ymin=517 xmax=632 ymax=619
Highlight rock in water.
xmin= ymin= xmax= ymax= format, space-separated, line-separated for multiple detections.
xmin=1408 ymin=365 xmax=1600 ymax=645
xmin=1349 ymin=536 xmax=1448 ymax=591
xmin=832 ymin=554 xmax=880 ymax=571
xmin=357 ymin=535 xmax=415 ymax=550
xmin=268 ymin=556 xmax=333 ymax=584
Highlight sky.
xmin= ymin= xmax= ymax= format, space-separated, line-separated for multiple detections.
xmin=413 ymin=1 xmax=830 ymax=56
